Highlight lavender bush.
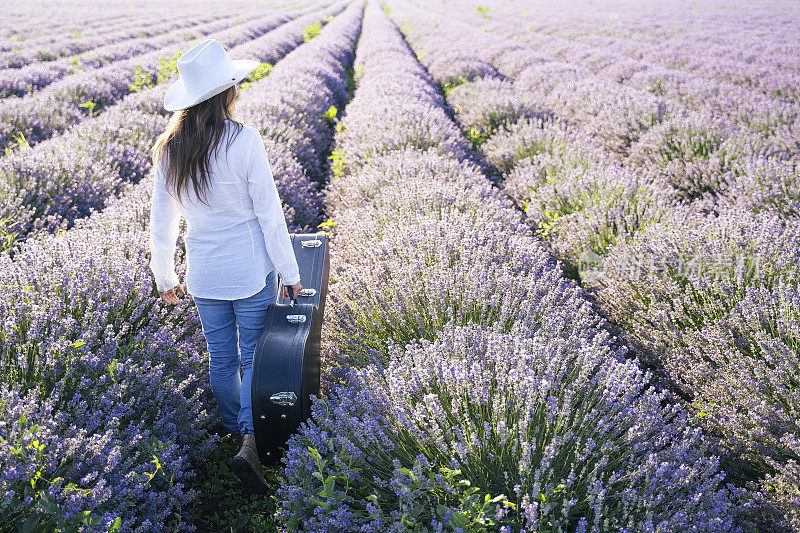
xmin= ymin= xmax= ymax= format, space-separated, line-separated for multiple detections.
xmin=591 ymin=206 xmax=800 ymax=528
xmin=387 ymin=3 xmax=669 ymax=271
xmin=721 ymin=157 xmax=800 ymax=218
xmin=273 ymin=4 xmax=748 ymax=531
xmin=388 ymin=3 xmax=798 ymax=528
xmin=0 ymin=184 xmax=212 ymax=531
xmin=282 ymin=323 xmax=746 ymax=532
xmin=0 ymin=3 xmax=365 ymax=529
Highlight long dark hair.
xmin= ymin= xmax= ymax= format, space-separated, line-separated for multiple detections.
xmin=151 ymin=84 xmax=243 ymax=206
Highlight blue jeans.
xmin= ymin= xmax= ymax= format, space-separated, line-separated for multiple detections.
xmin=193 ymin=270 xmax=278 ymax=435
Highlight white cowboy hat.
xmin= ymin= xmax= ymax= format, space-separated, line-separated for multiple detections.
xmin=163 ymin=38 xmax=260 ymax=112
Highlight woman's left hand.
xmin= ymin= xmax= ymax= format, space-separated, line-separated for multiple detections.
xmin=159 ymin=284 xmax=185 ymax=305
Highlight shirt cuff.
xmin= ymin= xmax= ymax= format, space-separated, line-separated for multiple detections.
xmin=281 ymin=271 xmax=301 ymax=286
xmin=153 ymin=269 xmax=180 ymax=293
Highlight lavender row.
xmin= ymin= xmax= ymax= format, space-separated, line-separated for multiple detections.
xmin=511 ymin=25 xmax=800 ymax=111
xmin=448 ymin=1 xmax=800 ymax=117
xmin=485 ymin=9 xmax=800 ymax=135
xmin=0 ymin=8 xmax=227 ymax=70
xmin=509 ymin=5 xmax=800 ymax=105
xmin=386 ymin=0 xmax=672 ymax=258
xmin=0 ymin=9 xmax=304 ymax=153
xmin=416 ymin=0 xmax=798 ymax=179
xmin=590 ymin=206 xmax=800 ymax=531
xmin=463 ymin=0 xmax=800 ymax=104
xmin=463 ymin=6 xmax=800 ymax=181
xmin=0 ymin=4 xmax=345 ymax=249
xmin=0 ymin=7 xmax=144 ymax=52
xmin=407 ymin=0 xmax=799 ymax=152
xmin=471 ymin=0 xmax=800 ymax=71
xmin=236 ymin=1 xmax=365 ymax=226
xmin=0 ymin=4 xmax=363 ymax=529
xmin=273 ymin=4 xmax=748 ymax=531
xmin=385 ymin=1 xmax=797 ymax=270
xmin=0 ymin=0 xmax=253 ymax=48
xmin=394 ymin=5 xmax=668 ymax=159
xmin=390 ymin=2 xmax=798 ymax=215
xmin=0 ymin=13 xmax=238 ymax=96
xmin=388 ymin=3 xmax=799 ymax=528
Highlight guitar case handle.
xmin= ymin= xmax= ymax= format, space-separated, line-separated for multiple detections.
xmin=285 ymin=282 xmax=297 ymax=306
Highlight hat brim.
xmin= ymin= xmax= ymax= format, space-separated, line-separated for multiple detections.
xmin=163 ymin=59 xmax=260 ymax=112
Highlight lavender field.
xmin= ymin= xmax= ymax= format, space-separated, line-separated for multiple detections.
xmin=0 ymin=0 xmax=797 ymax=531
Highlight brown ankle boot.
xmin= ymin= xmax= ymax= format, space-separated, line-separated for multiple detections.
xmin=229 ymin=432 xmax=268 ymax=494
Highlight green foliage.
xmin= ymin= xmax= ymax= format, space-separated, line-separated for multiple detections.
xmin=129 ymin=64 xmax=152 ymax=93
xmin=0 ymin=216 xmax=20 ymax=252
xmin=457 ymin=100 xmax=526 ymax=151
xmin=403 ymin=465 xmax=518 ymax=532
xmin=510 ymin=140 xmax=569 ymax=172
xmin=302 ymin=21 xmax=323 ymax=42
xmin=156 ymin=51 xmax=182 ymax=85
xmin=322 ymin=105 xmax=338 ymax=124
xmin=282 ymin=441 xmax=517 ymax=531
xmin=305 ymin=445 xmax=358 ymax=511
xmin=238 ymin=62 xmax=272 ymax=90
xmin=68 ymin=55 xmax=81 ymax=75
xmin=442 ymin=76 xmax=468 ymax=96
xmin=328 ymin=150 xmax=347 ymax=180
xmin=464 ymin=125 xmax=492 ymax=149
xmin=346 ymin=64 xmax=360 ymax=97
xmin=79 ymin=101 xmax=98 ymax=117
xmin=534 ymin=207 xmax=566 ymax=240
xmin=645 ymin=76 xmax=667 ymax=96
xmin=3 ymin=131 xmax=30 ymax=156
xmin=476 ymin=5 xmax=491 ymax=19
xmin=129 ymin=51 xmax=182 ymax=93
xmin=317 ymin=218 xmax=336 ymax=233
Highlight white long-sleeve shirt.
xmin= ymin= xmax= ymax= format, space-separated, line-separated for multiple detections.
xmin=148 ymin=119 xmax=301 ymax=300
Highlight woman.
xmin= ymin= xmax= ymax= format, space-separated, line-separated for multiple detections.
xmin=148 ymin=38 xmax=302 ymax=495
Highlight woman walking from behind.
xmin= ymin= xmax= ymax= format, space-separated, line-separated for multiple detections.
xmin=148 ymin=38 xmax=302 ymax=495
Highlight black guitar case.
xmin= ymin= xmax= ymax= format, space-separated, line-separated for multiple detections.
xmin=251 ymin=232 xmax=330 ymax=465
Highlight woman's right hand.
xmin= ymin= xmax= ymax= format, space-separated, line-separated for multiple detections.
xmin=283 ymin=281 xmax=302 ymax=300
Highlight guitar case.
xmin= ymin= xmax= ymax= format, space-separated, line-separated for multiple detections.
xmin=251 ymin=232 xmax=330 ymax=465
